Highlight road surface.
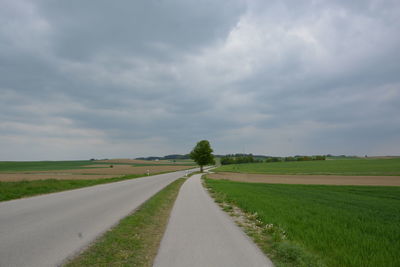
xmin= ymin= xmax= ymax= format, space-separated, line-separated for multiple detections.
xmin=153 ymin=174 xmax=273 ymax=267
xmin=0 ymin=169 xmax=195 ymax=267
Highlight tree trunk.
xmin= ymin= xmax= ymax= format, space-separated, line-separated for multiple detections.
xmin=200 ymin=165 xmax=203 ymax=172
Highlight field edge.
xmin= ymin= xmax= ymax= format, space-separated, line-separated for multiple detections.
xmin=203 ymin=176 xmax=400 ymax=267
xmin=203 ymin=176 xmax=325 ymax=267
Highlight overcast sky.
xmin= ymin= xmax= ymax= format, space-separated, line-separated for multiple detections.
xmin=1 ymin=0 xmax=399 ymax=160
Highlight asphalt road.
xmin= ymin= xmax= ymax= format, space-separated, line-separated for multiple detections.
xmin=153 ymin=174 xmax=273 ymax=267
xmin=0 ymin=169 xmax=195 ymax=267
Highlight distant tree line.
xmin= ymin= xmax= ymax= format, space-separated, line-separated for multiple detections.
xmin=220 ymin=154 xmax=263 ymax=165
xmin=220 ymin=154 xmax=327 ymax=165
xmin=265 ymin=155 xmax=326 ymax=163
xmin=136 ymin=153 xmax=331 ymax=163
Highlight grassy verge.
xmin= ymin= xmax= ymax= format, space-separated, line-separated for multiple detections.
xmin=0 ymin=173 xmax=160 ymax=202
xmin=204 ymin=178 xmax=400 ymax=267
xmin=214 ymin=158 xmax=400 ymax=175
xmin=66 ymin=178 xmax=185 ymax=267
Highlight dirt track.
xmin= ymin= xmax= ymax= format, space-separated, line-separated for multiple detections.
xmin=0 ymin=165 xmax=193 ymax=182
xmin=208 ymin=172 xmax=400 ymax=186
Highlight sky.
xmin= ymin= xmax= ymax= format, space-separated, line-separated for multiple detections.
xmin=1 ymin=0 xmax=399 ymax=160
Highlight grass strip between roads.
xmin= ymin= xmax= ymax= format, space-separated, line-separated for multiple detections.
xmin=0 ymin=173 xmax=166 ymax=202
xmin=204 ymin=177 xmax=400 ymax=267
xmin=66 ymin=178 xmax=185 ymax=267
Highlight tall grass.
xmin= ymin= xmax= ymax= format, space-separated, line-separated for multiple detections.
xmin=215 ymin=158 xmax=400 ymax=175
xmin=205 ymin=179 xmax=400 ymax=267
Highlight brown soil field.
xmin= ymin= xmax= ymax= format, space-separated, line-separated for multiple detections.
xmin=208 ymin=172 xmax=400 ymax=186
xmin=82 ymin=164 xmax=133 ymax=168
xmin=0 ymin=165 xmax=194 ymax=182
xmin=96 ymin=159 xmax=189 ymax=164
xmin=37 ymin=165 xmax=192 ymax=175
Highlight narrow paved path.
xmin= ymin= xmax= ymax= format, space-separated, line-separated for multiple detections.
xmin=153 ymin=174 xmax=273 ymax=267
xmin=0 ymin=169 xmax=196 ymax=267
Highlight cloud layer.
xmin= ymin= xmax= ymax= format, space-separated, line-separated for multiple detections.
xmin=1 ymin=0 xmax=399 ymax=160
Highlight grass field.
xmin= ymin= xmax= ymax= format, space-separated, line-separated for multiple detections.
xmin=205 ymin=179 xmax=400 ymax=267
xmin=0 ymin=174 xmax=149 ymax=202
xmin=214 ymin=158 xmax=400 ymax=175
xmin=0 ymin=160 xmax=107 ymax=172
xmin=67 ymin=178 xmax=185 ymax=266
xmin=0 ymin=160 xmax=194 ymax=182
xmin=0 ymin=159 xmax=195 ymax=201
xmin=0 ymin=159 xmax=195 ymax=172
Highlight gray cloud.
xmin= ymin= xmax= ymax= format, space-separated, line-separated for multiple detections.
xmin=39 ymin=0 xmax=244 ymax=60
xmin=0 ymin=0 xmax=399 ymax=160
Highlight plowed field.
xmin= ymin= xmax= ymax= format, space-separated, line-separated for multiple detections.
xmin=208 ymin=172 xmax=400 ymax=186
xmin=0 ymin=164 xmax=193 ymax=182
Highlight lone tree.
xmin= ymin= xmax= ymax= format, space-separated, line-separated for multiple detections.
xmin=190 ymin=140 xmax=215 ymax=172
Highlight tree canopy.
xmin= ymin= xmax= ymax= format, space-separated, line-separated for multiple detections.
xmin=189 ymin=140 xmax=215 ymax=172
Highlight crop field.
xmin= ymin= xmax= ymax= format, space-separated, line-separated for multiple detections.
xmin=98 ymin=159 xmax=196 ymax=165
xmin=0 ymin=159 xmax=196 ymax=201
xmin=0 ymin=159 xmax=195 ymax=173
xmin=0 ymin=160 xmax=194 ymax=182
xmin=205 ymin=178 xmax=400 ymax=266
xmin=208 ymin=172 xmax=400 ymax=186
xmin=0 ymin=160 xmax=106 ymax=172
xmin=214 ymin=158 xmax=400 ymax=176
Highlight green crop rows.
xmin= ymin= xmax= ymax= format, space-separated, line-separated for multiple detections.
xmin=215 ymin=158 xmax=400 ymax=176
xmin=205 ymin=179 xmax=400 ymax=266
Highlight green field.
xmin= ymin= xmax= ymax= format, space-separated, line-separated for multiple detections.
xmin=0 ymin=174 xmax=151 ymax=201
xmin=0 ymin=160 xmax=114 ymax=172
xmin=205 ymin=179 xmax=400 ymax=266
xmin=0 ymin=160 xmax=194 ymax=201
xmin=214 ymin=158 xmax=400 ymax=175
xmin=0 ymin=160 xmax=195 ymax=172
